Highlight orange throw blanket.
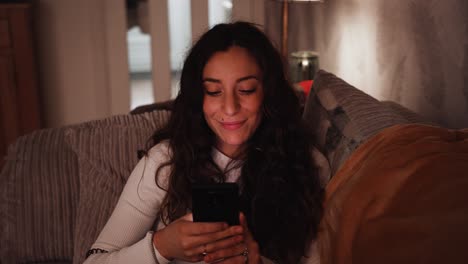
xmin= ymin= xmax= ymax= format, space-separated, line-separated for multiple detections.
xmin=318 ymin=124 xmax=468 ymax=264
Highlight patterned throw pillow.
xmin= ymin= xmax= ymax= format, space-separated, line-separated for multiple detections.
xmin=65 ymin=110 xmax=170 ymax=264
xmin=303 ymin=70 xmax=429 ymax=175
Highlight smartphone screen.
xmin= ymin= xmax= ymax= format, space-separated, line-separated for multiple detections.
xmin=192 ymin=183 xmax=240 ymax=226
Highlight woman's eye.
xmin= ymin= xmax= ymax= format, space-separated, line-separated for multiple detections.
xmin=239 ymin=88 xmax=257 ymax=95
xmin=205 ymin=90 xmax=221 ymax=96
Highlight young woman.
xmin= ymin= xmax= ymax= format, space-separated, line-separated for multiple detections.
xmin=84 ymin=22 xmax=325 ymax=264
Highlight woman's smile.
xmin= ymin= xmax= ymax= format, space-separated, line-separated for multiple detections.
xmin=219 ymin=120 xmax=246 ymax=130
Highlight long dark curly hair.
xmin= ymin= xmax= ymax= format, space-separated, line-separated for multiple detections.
xmin=149 ymin=21 xmax=323 ymax=263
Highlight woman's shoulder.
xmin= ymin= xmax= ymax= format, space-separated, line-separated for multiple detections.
xmin=123 ymin=140 xmax=172 ymax=202
xmin=146 ymin=140 xmax=173 ymax=164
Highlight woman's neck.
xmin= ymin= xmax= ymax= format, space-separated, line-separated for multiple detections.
xmin=215 ymin=144 xmax=245 ymax=159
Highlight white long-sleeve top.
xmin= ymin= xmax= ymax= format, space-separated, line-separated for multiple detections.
xmin=84 ymin=142 xmax=326 ymax=264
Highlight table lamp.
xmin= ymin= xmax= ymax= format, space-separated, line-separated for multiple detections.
xmin=276 ymin=0 xmax=323 ymax=82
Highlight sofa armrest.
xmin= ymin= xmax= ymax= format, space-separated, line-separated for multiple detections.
xmin=380 ymin=101 xmax=436 ymax=125
xmin=303 ymin=70 xmax=436 ymax=176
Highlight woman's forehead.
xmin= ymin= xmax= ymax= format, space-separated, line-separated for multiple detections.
xmin=202 ymin=47 xmax=261 ymax=78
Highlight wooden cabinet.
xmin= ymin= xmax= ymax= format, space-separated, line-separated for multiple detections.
xmin=0 ymin=3 xmax=41 ymax=168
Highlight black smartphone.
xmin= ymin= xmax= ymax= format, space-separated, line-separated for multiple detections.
xmin=192 ymin=183 xmax=240 ymax=226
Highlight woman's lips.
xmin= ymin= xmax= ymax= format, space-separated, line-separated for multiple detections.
xmin=220 ymin=120 xmax=245 ymax=130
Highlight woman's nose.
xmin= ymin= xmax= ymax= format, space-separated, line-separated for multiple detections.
xmin=223 ymin=93 xmax=240 ymax=115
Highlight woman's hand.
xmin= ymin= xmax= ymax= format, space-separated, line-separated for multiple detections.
xmin=153 ymin=213 xmax=244 ymax=262
xmin=204 ymin=212 xmax=263 ymax=264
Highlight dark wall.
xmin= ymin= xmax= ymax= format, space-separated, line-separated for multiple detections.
xmin=265 ymin=0 xmax=468 ymax=128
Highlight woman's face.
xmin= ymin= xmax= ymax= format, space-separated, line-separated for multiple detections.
xmin=202 ymin=46 xmax=264 ymax=157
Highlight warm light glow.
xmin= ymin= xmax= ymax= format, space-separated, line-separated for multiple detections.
xmin=279 ymin=0 xmax=323 ymax=2
xmin=222 ymin=1 xmax=233 ymax=9
xmin=302 ymin=59 xmax=309 ymax=67
xmin=335 ymin=6 xmax=379 ymax=100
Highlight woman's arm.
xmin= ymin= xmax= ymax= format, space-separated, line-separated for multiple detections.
xmin=84 ymin=143 xmax=172 ymax=264
xmin=84 ymin=142 xmax=244 ymax=264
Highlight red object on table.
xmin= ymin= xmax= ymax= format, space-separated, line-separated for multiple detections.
xmin=297 ymin=80 xmax=314 ymax=97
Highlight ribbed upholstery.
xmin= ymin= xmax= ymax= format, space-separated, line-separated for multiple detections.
xmin=0 ymin=110 xmax=171 ymax=264
xmin=303 ymin=70 xmax=433 ymax=174
xmin=380 ymin=101 xmax=430 ymax=124
xmin=74 ymin=110 xmax=171 ymax=130
xmin=0 ymin=127 xmax=80 ymax=264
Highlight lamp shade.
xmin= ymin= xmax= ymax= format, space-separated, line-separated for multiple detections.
xmin=278 ymin=0 xmax=323 ymax=57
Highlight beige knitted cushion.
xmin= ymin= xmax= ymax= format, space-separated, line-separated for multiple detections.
xmin=65 ymin=110 xmax=170 ymax=264
xmin=303 ymin=70 xmax=430 ymax=175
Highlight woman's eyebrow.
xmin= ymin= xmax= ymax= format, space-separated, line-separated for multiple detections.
xmin=202 ymin=78 xmax=220 ymax=83
xmin=236 ymin=75 xmax=259 ymax=83
xmin=202 ymin=75 xmax=259 ymax=83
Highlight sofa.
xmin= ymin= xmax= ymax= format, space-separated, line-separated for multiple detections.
xmin=1 ymin=70 xmax=467 ymax=264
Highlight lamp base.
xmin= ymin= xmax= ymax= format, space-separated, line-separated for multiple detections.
xmin=289 ymin=50 xmax=319 ymax=83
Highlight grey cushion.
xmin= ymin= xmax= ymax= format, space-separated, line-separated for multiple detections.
xmin=303 ymin=70 xmax=430 ymax=175
xmin=0 ymin=128 xmax=79 ymax=264
xmin=0 ymin=110 xmax=171 ymax=264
